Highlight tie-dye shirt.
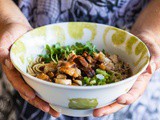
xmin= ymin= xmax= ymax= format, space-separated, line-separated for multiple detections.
xmin=1 ymin=0 xmax=160 ymax=120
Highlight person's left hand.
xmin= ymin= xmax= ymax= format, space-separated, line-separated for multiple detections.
xmin=93 ymin=31 xmax=160 ymax=117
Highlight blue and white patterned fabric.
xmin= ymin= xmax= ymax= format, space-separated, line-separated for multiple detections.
xmin=19 ymin=0 xmax=149 ymax=29
xmin=1 ymin=0 xmax=160 ymax=120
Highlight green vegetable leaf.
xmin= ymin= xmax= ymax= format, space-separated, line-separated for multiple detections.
xmin=40 ymin=42 xmax=98 ymax=64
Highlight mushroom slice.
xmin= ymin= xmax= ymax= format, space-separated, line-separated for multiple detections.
xmin=55 ymin=79 xmax=72 ymax=85
xmin=73 ymin=80 xmax=82 ymax=86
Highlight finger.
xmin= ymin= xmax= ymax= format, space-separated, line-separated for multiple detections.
xmin=4 ymin=59 xmax=14 ymax=70
xmin=136 ymin=32 xmax=160 ymax=71
xmin=147 ymin=58 xmax=157 ymax=74
xmin=136 ymin=31 xmax=160 ymax=57
xmin=2 ymin=64 xmax=35 ymax=99
xmin=0 ymin=23 xmax=32 ymax=63
xmin=117 ymin=72 xmax=152 ymax=105
xmin=0 ymin=23 xmax=31 ymax=49
xmin=19 ymin=93 xmax=30 ymax=101
xmin=20 ymin=93 xmax=50 ymax=113
xmin=28 ymin=96 xmax=50 ymax=113
xmin=93 ymin=102 xmax=125 ymax=117
xmin=48 ymin=107 xmax=60 ymax=118
xmin=0 ymin=48 xmax=9 ymax=63
xmin=20 ymin=93 xmax=60 ymax=117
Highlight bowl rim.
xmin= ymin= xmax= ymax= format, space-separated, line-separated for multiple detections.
xmin=10 ymin=22 xmax=150 ymax=90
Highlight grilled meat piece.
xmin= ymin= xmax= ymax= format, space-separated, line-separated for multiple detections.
xmin=67 ymin=53 xmax=77 ymax=62
xmin=47 ymin=71 xmax=54 ymax=78
xmin=73 ymin=80 xmax=82 ymax=86
xmin=59 ymin=67 xmax=81 ymax=77
xmin=73 ymin=55 xmax=95 ymax=77
xmin=44 ymin=62 xmax=57 ymax=73
xmin=98 ymin=52 xmax=111 ymax=64
xmin=74 ymin=56 xmax=88 ymax=68
xmin=82 ymin=52 xmax=95 ymax=64
xmin=36 ymin=73 xmax=52 ymax=82
xmin=56 ymin=74 xmax=67 ymax=79
xmin=94 ymin=52 xmax=115 ymax=70
xmin=55 ymin=78 xmax=72 ymax=85
xmin=82 ymin=67 xmax=95 ymax=77
xmin=59 ymin=61 xmax=76 ymax=68
xmin=58 ymin=61 xmax=81 ymax=77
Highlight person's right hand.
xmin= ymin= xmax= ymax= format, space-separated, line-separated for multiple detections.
xmin=0 ymin=22 xmax=60 ymax=118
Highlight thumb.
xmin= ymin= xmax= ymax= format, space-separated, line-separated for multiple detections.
xmin=0 ymin=23 xmax=32 ymax=64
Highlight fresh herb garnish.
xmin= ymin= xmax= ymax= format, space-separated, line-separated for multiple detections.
xmin=41 ymin=42 xmax=98 ymax=63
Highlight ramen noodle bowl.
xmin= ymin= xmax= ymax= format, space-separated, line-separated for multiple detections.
xmin=10 ymin=22 xmax=150 ymax=117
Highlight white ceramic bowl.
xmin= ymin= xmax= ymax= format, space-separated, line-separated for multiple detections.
xmin=10 ymin=22 xmax=150 ymax=117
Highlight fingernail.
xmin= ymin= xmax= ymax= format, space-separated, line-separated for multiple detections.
xmin=151 ymin=62 xmax=156 ymax=74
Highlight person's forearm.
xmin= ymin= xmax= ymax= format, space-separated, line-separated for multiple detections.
xmin=0 ymin=0 xmax=30 ymax=27
xmin=131 ymin=0 xmax=160 ymax=45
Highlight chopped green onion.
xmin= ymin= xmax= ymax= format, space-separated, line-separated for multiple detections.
xmin=96 ymin=69 xmax=110 ymax=77
xmin=82 ymin=77 xmax=91 ymax=85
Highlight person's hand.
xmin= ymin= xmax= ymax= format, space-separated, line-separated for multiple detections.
xmin=93 ymin=31 xmax=160 ymax=117
xmin=0 ymin=23 xmax=60 ymax=117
